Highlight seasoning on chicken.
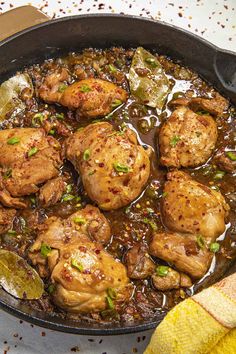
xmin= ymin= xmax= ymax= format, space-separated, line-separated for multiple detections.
xmin=38 ymin=73 xmax=128 ymax=118
xmin=0 ymin=128 xmax=62 ymax=208
xmin=125 ymin=243 xmax=155 ymax=279
xmin=152 ymin=266 xmax=192 ymax=291
xmin=161 ymin=171 xmax=229 ymax=240
xmin=150 ymin=232 xmax=212 ymax=279
xmin=29 ymin=205 xmax=130 ymax=313
xmin=65 ymin=122 xmax=150 ymax=210
xmin=159 ymin=106 xmax=218 ymax=168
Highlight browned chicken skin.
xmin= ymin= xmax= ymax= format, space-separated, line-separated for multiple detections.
xmin=161 ymin=171 xmax=229 ymax=240
xmin=65 ymin=122 xmax=150 ymax=210
xmin=0 ymin=128 xmax=62 ymax=208
xmin=125 ymin=243 xmax=155 ymax=279
xmin=37 ymin=67 xmax=70 ymax=104
xmin=39 ymin=177 xmax=66 ymax=208
xmin=60 ymin=78 xmax=128 ymax=118
xmin=159 ymin=106 xmax=218 ymax=168
xmin=38 ymin=71 xmax=128 ymax=118
xmin=150 ymin=171 xmax=229 ymax=279
xmin=150 ymin=232 xmax=212 ymax=279
xmin=29 ymin=205 xmax=129 ymax=313
xmin=170 ymin=92 xmax=228 ymax=117
xmin=151 ymin=267 xmax=192 ymax=291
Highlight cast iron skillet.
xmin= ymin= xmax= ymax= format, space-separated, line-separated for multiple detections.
xmin=0 ymin=13 xmax=236 ymax=335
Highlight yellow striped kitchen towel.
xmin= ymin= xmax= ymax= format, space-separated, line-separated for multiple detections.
xmin=145 ymin=273 xmax=236 ymax=354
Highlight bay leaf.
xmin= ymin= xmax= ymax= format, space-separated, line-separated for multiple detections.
xmin=128 ymin=47 xmax=170 ymax=110
xmin=0 ymin=73 xmax=33 ymax=122
xmin=0 ymin=249 xmax=44 ymax=300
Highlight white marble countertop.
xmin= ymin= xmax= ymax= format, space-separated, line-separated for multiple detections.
xmin=0 ymin=1 xmax=235 ymax=353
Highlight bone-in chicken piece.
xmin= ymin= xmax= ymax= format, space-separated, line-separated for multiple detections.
xmin=51 ymin=241 xmax=129 ymax=313
xmin=213 ymin=148 xmax=236 ymax=173
xmin=39 ymin=74 xmax=128 ymax=118
xmin=29 ymin=205 xmax=129 ymax=313
xmin=150 ymin=232 xmax=212 ymax=279
xmin=161 ymin=171 xmax=229 ymax=240
xmin=0 ymin=206 xmax=16 ymax=235
xmin=0 ymin=128 xmax=62 ymax=208
xmin=159 ymin=106 xmax=218 ymax=168
xmin=60 ymin=78 xmax=128 ymax=118
xmin=30 ymin=205 xmax=111 ymax=260
xmin=152 ymin=266 xmax=192 ymax=291
xmin=39 ymin=177 xmax=66 ymax=207
xmin=37 ymin=67 xmax=70 ymax=104
xmin=169 ymin=92 xmax=228 ymax=117
xmin=125 ymin=243 xmax=155 ymax=279
xmin=65 ymin=122 xmax=150 ymax=210
xmin=189 ymin=93 xmax=228 ymax=117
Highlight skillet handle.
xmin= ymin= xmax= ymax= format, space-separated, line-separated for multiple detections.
xmin=214 ymin=49 xmax=236 ymax=97
xmin=0 ymin=5 xmax=50 ymax=42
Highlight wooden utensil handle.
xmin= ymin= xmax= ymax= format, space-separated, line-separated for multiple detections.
xmin=0 ymin=5 xmax=50 ymax=42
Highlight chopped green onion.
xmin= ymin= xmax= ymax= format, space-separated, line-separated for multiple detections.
xmin=79 ymin=85 xmax=91 ymax=93
xmin=210 ymin=242 xmax=220 ymax=253
xmin=107 ymin=287 xmax=117 ymax=300
xmin=49 ymin=129 xmax=55 ymax=135
xmin=7 ymin=230 xmax=17 ymax=236
xmin=213 ymin=170 xmax=225 ymax=180
xmin=162 ymin=191 xmax=168 ymax=198
xmin=55 ymin=113 xmax=64 ymax=120
xmin=73 ymin=217 xmax=86 ymax=225
xmin=58 ymin=83 xmax=67 ymax=93
xmin=106 ymin=296 xmax=115 ymax=309
xmin=28 ymin=147 xmax=38 ymax=157
xmin=30 ymin=196 xmax=36 ymax=205
xmin=210 ymin=185 xmax=220 ymax=191
xmin=142 ymin=218 xmax=158 ymax=231
xmin=61 ymin=194 xmax=75 ymax=202
xmin=7 ymin=137 xmax=20 ymax=145
xmin=170 ymin=135 xmax=180 ymax=147
xmin=156 ymin=265 xmax=169 ymax=277
xmin=32 ymin=113 xmax=45 ymax=126
xmin=112 ymin=99 xmax=122 ymax=109
xmin=108 ymin=64 xmax=117 ymax=73
xmin=74 ymin=196 xmax=81 ymax=203
xmin=66 ymin=184 xmax=73 ymax=193
xmin=145 ymin=57 xmax=158 ymax=68
xmin=196 ymin=235 xmax=205 ymax=249
xmin=71 ymin=259 xmax=83 ymax=272
xmin=196 ymin=110 xmax=210 ymax=116
xmin=40 ymin=243 xmax=51 ymax=257
xmin=113 ymin=162 xmax=130 ymax=173
xmin=83 ymin=149 xmax=90 ymax=161
xmin=226 ymin=151 xmax=236 ymax=161
xmin=47 ymin=284 xmax=56 ymax=294
xmin=3 ymin=169 xmax=12 ymax=179
xmin=88 ymin=170 xmax=95 ymax=176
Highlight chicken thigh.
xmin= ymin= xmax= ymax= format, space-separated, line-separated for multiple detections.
xmin=150 ymin=232 xmax=212 ymax=279
xmin=0 ymin=128 xmax=62 ymax=208
xmin=159 ymin=106 xmax=218 ymax=168
xmin=29 ymin=205 xmax=129 ymax=313
xmin=38 ymin=72 xmax=128 ymax=118
xmin=65 ymin=122 xmax=150 ymax=210
xmin=161 ymin=171 xmax=229 ymax=240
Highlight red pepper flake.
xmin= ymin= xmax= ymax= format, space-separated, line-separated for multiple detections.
xmin=95 ymin=249 xmax=101 ymax=254
xmin=41 ymin=332 xmax=46 ymax=337
xmin=98 ymin=162 xmax=104 ymax=167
